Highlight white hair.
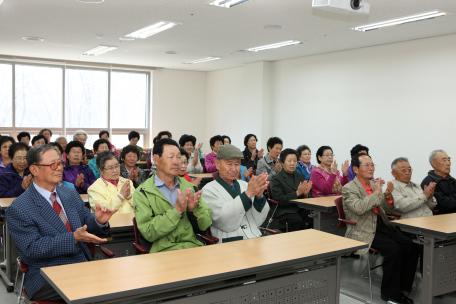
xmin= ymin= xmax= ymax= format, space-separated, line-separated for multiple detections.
xmin=73 ymin=130 xmax=88 ymax=140
xmin=429 ymin=150 xmax=446 ymax=167
xmin=55 ymin=136 xmax=66 ymax=143
xmin=391 ymin=157 xmax=409 ymax=171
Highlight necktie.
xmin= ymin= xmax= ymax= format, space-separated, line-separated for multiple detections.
xmin=50 ymin=192 xmax=72 ymax=232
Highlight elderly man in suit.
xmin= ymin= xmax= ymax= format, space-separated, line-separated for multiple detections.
xmin=6 ymin=145 xmax=117 ymax=302
xmin=342 ymin=153 xmax=419 ymax=304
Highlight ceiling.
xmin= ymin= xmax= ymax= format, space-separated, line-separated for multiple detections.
xmin=1 ymin=0 xmax=456 ymax=72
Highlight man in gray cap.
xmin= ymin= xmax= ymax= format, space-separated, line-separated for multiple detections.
xmin=201 ymin=144 xmax=269 ymax=243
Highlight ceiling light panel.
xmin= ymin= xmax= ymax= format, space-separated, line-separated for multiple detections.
xmin=183 ymin=57 xmax=221 ymax=64
xmin=125 ymin=21 xmax=181 ymax=39
xmin=208 ymin=0 xmax=252 ymax=9
xmin=81 ymin=45 xmax=117 ymax=56
xmin=245 ymin=40 xmax=303 ymax=52
xmin=352 ymin=10 xmax=453 ymax=32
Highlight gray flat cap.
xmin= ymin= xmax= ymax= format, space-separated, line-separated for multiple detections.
xmin=217 ymin=144 xmax=244 ymax=160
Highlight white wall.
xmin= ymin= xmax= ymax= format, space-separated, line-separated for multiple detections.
xmin=152 ymin=68 xmax=207 ymax=150
xmin=271 ymin=34 xmax=456 ymax=183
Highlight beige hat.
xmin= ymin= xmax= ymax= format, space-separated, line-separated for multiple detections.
xmin=217 ymin=144 xmax=244 ymax=160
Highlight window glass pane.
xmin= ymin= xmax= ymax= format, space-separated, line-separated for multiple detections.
xmin=15 ymin=64 xmax=62 ymax=127
xmin=65 ymin=69 xmax=107 ymax=128
xmin=0 ymin=64 xmax=12 ymax=127
xmin=110 ymin=72 xmax=147 ymax=128
xmin=111 ymin=134 xmax=144 ymax=150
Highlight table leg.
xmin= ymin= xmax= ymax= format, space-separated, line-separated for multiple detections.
xmin=422 ymin=236 xmax=435 ymax=304
xmin=311 ymin=211 xmax=321 ymax=230
xmin=336 ymin=255 xmax=340 ymax=304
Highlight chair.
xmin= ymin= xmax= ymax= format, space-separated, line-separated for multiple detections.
xmin=334 ymin=197 xmax=374 ymax=304
xmin=202 ymin=164 xmax=207 ymax=173
xmin=264 ymin=183 xmax=288 ymax=232
xmin=15 ymin=244 xmax=114 ymax=304
xmin=146 ymin=158 xmax=152 ymax=171
xmin=132 ymin=217 xmax=219 ymax=255
xmin=211 ymin=171 xmax=218 ymax=180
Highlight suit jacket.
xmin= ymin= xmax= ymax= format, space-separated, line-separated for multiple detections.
xmin=6 ymin=184 xmax=109 ymax=299
xmin=342 ymin=178 xmax=394 ymax=255
xmin=270 ymin=169 xmax=311 ymax=218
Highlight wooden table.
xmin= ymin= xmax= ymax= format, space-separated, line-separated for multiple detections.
xmin=0 ymin=193 xmax=95 ymax=291
xmin=391 ymin=213 xmax=456 ymax=303
xmin=290 ymin=196 xmax=341 ymax=231
xmin=41 ymin=229 xmax=367 ymax=304
xmin=108 ymin=213 xmax=134 ymax=232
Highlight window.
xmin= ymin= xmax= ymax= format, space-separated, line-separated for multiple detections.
xmin=65 ymin=69 xmax=108 ymax=128
xmin=111 ymin=134 xmax=144 ymax=150
xmin=0 ymin=64 xmax=12 ymax=127
xmin=15 ymin=64 xmax=63 ymax=127
xmin=110 ymin=72 xmax=148 ymax=128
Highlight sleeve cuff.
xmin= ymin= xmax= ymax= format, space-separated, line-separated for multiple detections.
xmin=253 ymin=196 xmax=266 ymax=212
xmin=240 ymin=192 xmax=253 ymax=212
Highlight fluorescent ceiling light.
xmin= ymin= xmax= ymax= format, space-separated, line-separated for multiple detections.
xmin=183 ymin=57 xmax=221 ymax=64
xmin=125 ymin=21 xmax=181 ymax=39
xmin=208 ymin=0 xmax=252 ymax=8
xmin=81 ymin=45 xmax=117 ymax=56
xmin=352 ymin=10 xmax=453 ymax=32
xmin=245 ymin=40 xmax=303 ymax=52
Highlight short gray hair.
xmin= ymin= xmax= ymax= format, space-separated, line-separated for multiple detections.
xmin=429 ymin=150 xmax=446 ymax=167
xmin=96 ymin=151 xmax=119 ymax=171
xmin=391 ymin=157 xmax=409 ymax=171
xmin=73 ymin=130 xmax=88 ymax=140
xmin=27 ymin=144 xmax=60 ymax=176
xmin=55 ymin=136 xmax=67 ymax=143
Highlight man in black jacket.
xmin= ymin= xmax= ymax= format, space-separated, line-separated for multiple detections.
xmin=421 ymin=150 xmax=456 ymax=214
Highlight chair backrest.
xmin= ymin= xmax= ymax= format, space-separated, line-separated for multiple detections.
xmin=267 ymin=182 xmax=272 ymax=198
xmin=252 ymin=170 xmax=256 ymax=176
xmin=202 ymin=164 xmax=207 ymax=173
xmin=212 ymin=171 xmax=218 ymax=180
xmin=132 ymin=217 xmax=153 ymax=252
xmin=146 ymin=158 xmax=152 ymax=170
xmin=334 ymin=197 xmax=346 ymax=229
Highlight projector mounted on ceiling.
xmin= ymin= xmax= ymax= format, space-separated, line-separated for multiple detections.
xmin=312 ymin=0 xmax=370 ymax=15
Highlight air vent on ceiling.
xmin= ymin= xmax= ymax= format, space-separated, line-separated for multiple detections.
xmin=77 ymin=0 xmax=104 ymax=3
xmin=22 ymin=37 xmax=44 ymax=42
xmin=264 ymin=25 xmax=284 ymax=30
xmin=165 ymin=51 xmax=180 ymax=54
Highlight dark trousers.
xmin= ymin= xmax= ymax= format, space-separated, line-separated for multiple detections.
xmin=275 ymin=209 xmax=313 ymax=232
xmin=32 ymin=280 xmax=65 ymax=302
xmin=371 ymin=217 xmax=420 ymax=298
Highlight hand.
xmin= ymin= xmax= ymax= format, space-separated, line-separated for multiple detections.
xmin=304 ymin=181 xmax=313 ymax=197
xmin=94 ymin=202 xmax=118 ymax=225
xmin=257 ymin=149 xmax=264 ymax=159
xmin=244 ymin=167 xmax=254 ymax=179
xmin=191 ymin=177 xmax=202 ymax=187
xmin=133 ymin=168 xmax=139 ymax=182
xmin=175 ymin=188 xmax=191 ymax=214
xmin=373 ymin=178 xmax=383 ymax=196
xmin=423 ymin=182 xmax=436 ymax=199
xmin=245 ymin=173 xmax=268 ymax=198
xmin=383 ymin=181 xmax=394 ymax=199
xmin=341 ymin=160 xmax=349 ymax=176
xmin=187 ymin=189 xmax=202 ymax=212
xmin=192 ymin=146 xmax=200 ymax=166
xmin=197 ymin=143 xmax=203 ymax=153
xmin=275 ymin=162 xmax=282 ymax=173
xmin=120 ymin=181 xmax=131 ymax=198
xmin=21 ymin=175 xmax=33 ymax=190
xmin=251 ymin=149 xmax=257 ymax=161
xmin=75 ymin=174 xmax=85 ymax=188
xmin=74 ymin=225 xmax=107 ymax=244
xmin=297 ymin=181 xmax=312 ymax=197
xmin=331 ymin=160 xmax=338 ymax=174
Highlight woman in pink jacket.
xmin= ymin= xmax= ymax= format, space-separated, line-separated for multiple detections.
xmin=204 ymin=135 xmax=224 ymax=173
xmin=310 ymin=146 xmax=349 ymax=197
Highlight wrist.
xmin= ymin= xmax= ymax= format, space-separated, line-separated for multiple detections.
xmin=245 ymin=190 xmax=254 ymax=198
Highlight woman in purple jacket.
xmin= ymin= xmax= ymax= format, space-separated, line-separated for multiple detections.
xmin=204 ymin=135 xmax=224 ymax=173
xmin=63 ymin=140 xmax=96 ymax=194
xmin=0 ymin=142 xmax=32 ymax=198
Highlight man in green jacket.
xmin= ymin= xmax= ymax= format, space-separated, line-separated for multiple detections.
xmin=133 ymin=138 xmax=212 ymax=253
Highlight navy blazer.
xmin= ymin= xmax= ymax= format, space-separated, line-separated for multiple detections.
xmin=6 ymin=184 xmax=109 ymax=299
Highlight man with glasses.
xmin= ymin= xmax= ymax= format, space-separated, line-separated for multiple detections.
xmin=391 ymin=157 xmax=437 ymax=219
xmin=342 ymin=153 xmax=419 ymax=304
xmin=6 ymin=144 xmax=117 ymax=302
xmin=421 ymin=150 xmax=456 ymax=214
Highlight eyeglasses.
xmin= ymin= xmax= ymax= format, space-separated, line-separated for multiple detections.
xmin=322 ymin=154 xmax=334 ymax=157
xmin=13 ymin=157 xmax=27 ymax=163
xmin=396 ymin=168 xmax=413 ymax=173
xmin=34 ymin=160 xmax=66 ymax=170
xmin=359 ymin=164 xmax=376 ymax=168
xmin=302 ymin=153 xmax=311 ymax=156
xmin=181 ymin=161 xmax=188 ymax=165
xmin=103 ymin=164 xmax=120 ymax=172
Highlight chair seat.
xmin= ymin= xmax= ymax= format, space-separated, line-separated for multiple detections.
xmin=23 ymin=288 xmax=65 ymax=304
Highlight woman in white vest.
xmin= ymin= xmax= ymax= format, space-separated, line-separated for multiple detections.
xmin=201 ymin=144 xmax=269 ymax=243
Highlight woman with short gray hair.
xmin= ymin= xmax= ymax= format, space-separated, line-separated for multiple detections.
xmin=87 ymin=151 xmax=135 ymax=214
xmin=73 ymin=130 xmax=94 ymax=159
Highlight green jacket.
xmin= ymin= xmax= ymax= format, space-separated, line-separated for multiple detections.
xmin=133 ymin=174 xmax=212 ymax=253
